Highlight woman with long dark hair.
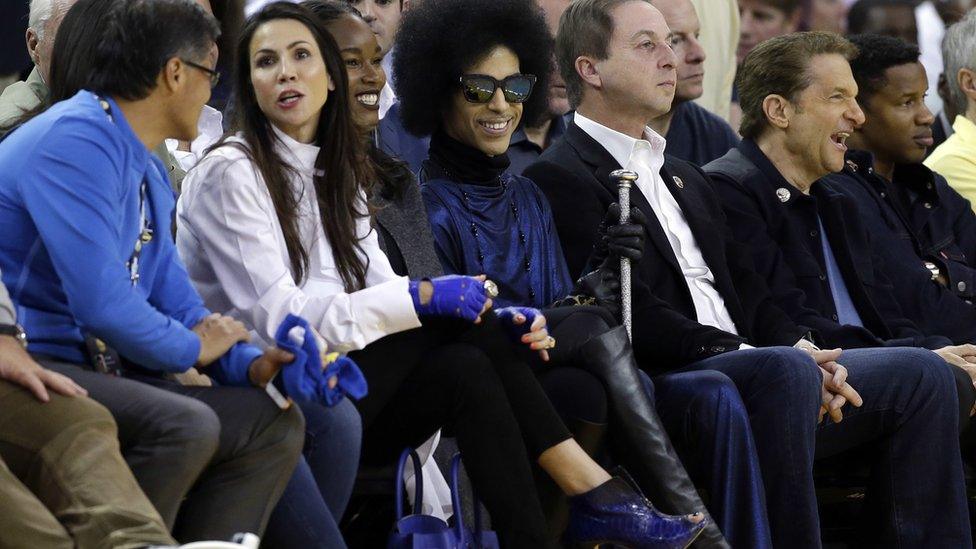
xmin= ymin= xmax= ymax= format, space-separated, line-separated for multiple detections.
xmin=178 ymin=3 xmax=705 ymax=547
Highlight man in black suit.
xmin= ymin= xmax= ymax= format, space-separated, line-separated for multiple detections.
xmin=525 ymin=2 xmax=970 ymax=547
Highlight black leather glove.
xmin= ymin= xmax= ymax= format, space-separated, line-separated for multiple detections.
xmin=570 ymin=258 xmax=622 ymax=319
xmin=581 ymin=203 xmax=649 ymax=275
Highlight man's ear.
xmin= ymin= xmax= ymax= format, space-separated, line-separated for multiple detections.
xmin=26 ymin=28 xmax=40 ymax=65
xmin=575 ymin=55 xmax=602 ymax=91
xmin=761 ymin=94 xmax=793 ymax=130
xmin=160 ymin=57 xmax=185 ymax=94
xmin=958 ymin=67 xmax=976 ymax=106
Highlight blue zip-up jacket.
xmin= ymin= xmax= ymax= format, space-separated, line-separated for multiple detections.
xmin=0 ymin=91 xmax=261 ymax=385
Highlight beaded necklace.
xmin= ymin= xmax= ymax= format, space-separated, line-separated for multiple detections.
xmin=452 ymin=175 xmax=537 ymax=303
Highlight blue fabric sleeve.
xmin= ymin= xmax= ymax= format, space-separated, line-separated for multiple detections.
xmin=20 ymin=118 xmax=201 ymax=372
xmin=143 ymin=190 xmax=261 ymax=384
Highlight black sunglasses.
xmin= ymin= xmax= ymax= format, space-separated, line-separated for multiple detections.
xmin=183 ymin=59 xmax=221 ymax=88
xmin=459 ymin=74 xmax=537 ymax=104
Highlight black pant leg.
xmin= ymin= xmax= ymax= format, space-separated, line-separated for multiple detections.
xmin=357 ymin=338 xmax=551 ymax=548
xmin=451 ymin=315 xmax=573 ymax=458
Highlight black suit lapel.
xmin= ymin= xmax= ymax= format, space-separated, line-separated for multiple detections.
xmin=565 ymin=123 xmax=684 ymax=276
xmin=661 ymin=164 xmax=727 ymax=277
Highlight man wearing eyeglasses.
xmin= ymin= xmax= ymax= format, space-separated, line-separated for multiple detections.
xmin=0 ymin=0 xmax=305 ymax=542
xmin=0 ymin=0 xmax=227 ymax=192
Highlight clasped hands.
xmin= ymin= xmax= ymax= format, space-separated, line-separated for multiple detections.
xmin=795 ymin=340 xmax=863 ymax=424
xmin=408 ymin=275 xmax=553 ymax=360
xmin=933 ymin=344 xmax=976 ymax=416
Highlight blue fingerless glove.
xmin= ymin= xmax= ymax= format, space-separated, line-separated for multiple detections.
xmin=409 ymin=275 xmax=488 ymax=322
xmin=496 ymin=307 xmax=541 ymax=342
xmin=273 ymin=314 xmax=368 ymax=407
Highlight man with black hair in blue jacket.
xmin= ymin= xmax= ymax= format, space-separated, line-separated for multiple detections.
xmin=0 ymin=0 xmax=304 ymax=542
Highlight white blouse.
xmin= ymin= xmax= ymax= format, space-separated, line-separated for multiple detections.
xmin=176 ymin=127 xmax=421 ymax=352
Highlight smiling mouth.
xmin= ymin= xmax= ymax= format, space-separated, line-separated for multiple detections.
xmin=830 ymin=131 xmax=850 ymax=151
xmin=356 ymin=92 xmax=379 ymax=107
xmin=478 ymin=119 xmax=512 ymax=135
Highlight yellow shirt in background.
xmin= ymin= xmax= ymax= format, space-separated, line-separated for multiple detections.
xmin=926 ymin=115 xmax=976 ymax=212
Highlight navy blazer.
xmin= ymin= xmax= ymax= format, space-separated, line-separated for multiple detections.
xmin=705 ymin=140 xmax=951 ymax=350
xmin=826 ymin=150 xmax=976 ymax=343
xmin=525 ymin=122 xmax=804 ymax=371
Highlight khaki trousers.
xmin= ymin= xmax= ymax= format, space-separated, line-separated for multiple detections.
xmin=0 ymin=379 xmax=175 ymax=549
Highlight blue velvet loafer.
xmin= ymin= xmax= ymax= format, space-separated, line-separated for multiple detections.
xmin=565 ymin=477 xmax=706 ymax=549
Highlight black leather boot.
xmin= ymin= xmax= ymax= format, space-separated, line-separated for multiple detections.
xmin=578 ymin=326 xmax=730 ymax=549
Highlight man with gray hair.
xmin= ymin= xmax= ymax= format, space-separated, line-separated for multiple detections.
xmin=926 ymin=9 xmax=976 ymax=211
xmin=0 ymin=0 xmax=74 ymax=126
xmin=0 ymin=0 xmax=191 ymax=191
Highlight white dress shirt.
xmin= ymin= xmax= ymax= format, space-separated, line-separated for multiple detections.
xmin=165 ymin=105 xmax=224 ymax=173
xmin=574 ymin=112 xmax=739 ymax=336
xmin=176 ymin=127 xmax=421 ymax=352
xmin=379 ymin=52 xmax=396 ymax=120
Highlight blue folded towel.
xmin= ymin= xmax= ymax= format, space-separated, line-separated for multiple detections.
xmin=273 ymin=314 xmax=368 ymax=407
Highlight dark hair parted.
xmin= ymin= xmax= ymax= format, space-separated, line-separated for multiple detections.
xmin=303 ymin=0 xmax=361 ymax=21
xmin=392 ymin=0 xmax=553 ymax=136
xmin=847 ymin=0 xmax=915 ymax=36
xmin=75 ymin=0 xmax=219 ymax=101
xmin=847 ymin=34 xmax=920 ymax=103
xmin=737 ymin=31 xmax=857 ymax=140
xmin=220 ymin=1 xmax=369 ymax=291
xmin=749 ymin=0 xmax=803 ymax=15
xmin=556 ymin=0 xmax=651 ymax=109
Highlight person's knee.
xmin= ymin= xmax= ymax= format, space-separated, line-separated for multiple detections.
xmin=268 ymin=405 xmax=307 ymax=460
xmin=432 ymin=344 xmax=503 ymax=397
xmin=758 ymin=346 xmax=822 ymax=394
xmin=540 ymin=368 xmax=608 ymax=425
xmin=685 ymin=370 xmax=745 ymax=415
xmin=892 ymin=348 xmax=957 ymax=396
xmin=68 ymin=395 xmax=118 ymax=435
xmin=298 ymin=399 xmax=362 ymax=455
xmin=569 ymin=307 xmax=614 ymax=334
xmin=166 ymin=398 xmax=221 ymax=463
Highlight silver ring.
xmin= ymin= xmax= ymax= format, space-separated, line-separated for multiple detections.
xmin=543 ymin=336 xmax=556 ymax=350
xmin=483 ymin=279 xmax=499 ymax=298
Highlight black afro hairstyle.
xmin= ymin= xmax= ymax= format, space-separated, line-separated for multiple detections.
xmin=392 ymin=0 xmax=553 ymax=136
xmin=848 ymin=33 xmax=921 ymax=103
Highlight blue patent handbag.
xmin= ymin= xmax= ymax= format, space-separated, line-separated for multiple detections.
xmin=387 ymin=449 xmax=500 ymax=549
